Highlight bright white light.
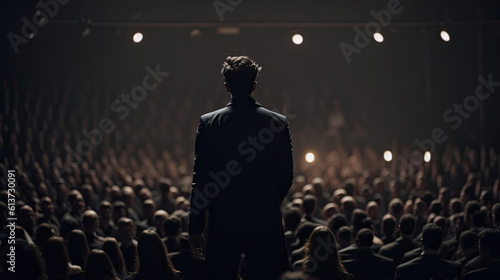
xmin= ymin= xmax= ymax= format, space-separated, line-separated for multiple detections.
xmin=440 ymin=30 xmax=450 ymax=42
xmin=383 ymin=150 xmax=393 ymax=162
xmin=133 ymin=32 xmax=143 ymax=43
xmin=374 ymin=32 xmax=384 ymax=43
xmin=292 ymin=34 xmax=303 ymax=45
xmin=424 ymin=151 xmax=431 ymax=163
xmin=305 ymin=153 xmax=315 ymax=163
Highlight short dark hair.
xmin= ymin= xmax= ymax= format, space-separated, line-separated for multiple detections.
xmin=459 ymin=230 xmax=478 ymax=250
xmin=399 ymin=214 xmax=416 ymax=236
xmin=164 ymin=216 xmax=181 ymax=237
xmin=356 ymin=228 xmax=374 ymax=247
xmin=221 ymin=55 xmax=261 ymax=95
xmin=302 ymin=195 xmax=317 ymax=215
xmin=422 ymin=223 xmax=444 ymax=250
xmin=337 ymin=226 xmax=353 ymax=244
xmin=327 ymin=213 xmax=348 ymax=235
xmin=382 ymin=214 xmax=397 ymax=237
xmin=478 ymin=229 xmax=500 ymax=259
xmin=284 ymin=207 xmax=302 ymax=230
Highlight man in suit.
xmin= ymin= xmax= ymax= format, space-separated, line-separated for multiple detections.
xmin=462 ymin=229 xmax=500 ymax=280
xmin=395 ymin=223 xmax=461 ymax=280
xmin=189 ymin=55 xmax=294 ymax=280
xmin=342 ymin=228 xmax=394 ymax=280
xmin=378 ymin=213 xmax=419 ymax=265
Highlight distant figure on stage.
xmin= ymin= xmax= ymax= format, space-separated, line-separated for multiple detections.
xmin=189 ymin=55 xmax=294 ymax=280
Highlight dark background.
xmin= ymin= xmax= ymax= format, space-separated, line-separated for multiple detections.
xmin=1 ymin=0 xmax=500 ymax=157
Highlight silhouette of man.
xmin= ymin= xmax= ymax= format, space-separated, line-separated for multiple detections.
xmin=189 ymin=55 xmax=293 ymax=280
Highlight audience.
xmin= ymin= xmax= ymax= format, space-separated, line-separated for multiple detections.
xmin=1 ymin=79 xmax=500 ymax=279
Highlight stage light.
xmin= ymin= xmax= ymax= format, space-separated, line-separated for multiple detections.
xmin=424 ymin=151 xmax=431 ymax=163
xmin=133 ymin=32 xmax=143 ymax=43
xmin=305 ymin=152 xmax=315 ymax=163
xmin=440 ymin=30 xmax=450 ymax=42
xmin=383 ymin=150 xmax=392 ymax=162
xmin=374 ymin=32 xmax=384 ymax=43
xmin=292 ymin=34 xmax=303 ymax=45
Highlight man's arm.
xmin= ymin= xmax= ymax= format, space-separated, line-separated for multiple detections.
xmin=189 ymin=117 xmax=211 ymax=235
xmin=277 ymin=118 xmax=293 ymax=203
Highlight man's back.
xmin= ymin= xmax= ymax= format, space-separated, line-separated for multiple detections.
xmin=342 ymin=248 xmax=395 ymax=280
xmin=395 ymin=254 xmax=461 ymax=280
xmin=378 ymin=236 xmax=419 ymax=265
xmin=191 ymin=95 xmax=293 ymax=234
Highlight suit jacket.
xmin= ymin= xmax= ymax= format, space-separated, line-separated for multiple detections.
xmin=395 ymin=254 xmax=461 ymax=280
xmin=342 ymin=248 xmax=395 ymax=280
xmin=378 ymin=236 xmax=419 ymax=265
xmin=189 ymin=96 xmax=293 ymax=235
xmin=462 ymin=261 xmax=500 ymax=280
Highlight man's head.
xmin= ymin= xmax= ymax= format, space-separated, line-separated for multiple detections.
xmin=68 ymin=189 xmax=85 ymax=214
xmin=421 ymin=223 xmax=444 ymax=250
xmin=478 ymin=229 xmax=500 ymax=262
xmin=82 ymin=210 xmax=99 ymax=234
xmin=221 ymin=55 xmax=261 ymax=96
xmin=356 ymin=228 xmax=374 ymax=248
xmin=118 ymin=217 xmax=136 ymax=242
xmin=399 ymin=213 xmax=416 ymax=236
xmin=302 ymin=194 xmax=317 ymax=216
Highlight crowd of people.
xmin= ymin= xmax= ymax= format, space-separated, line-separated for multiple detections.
xmin=1 ymin=78 xmax=500 ymax=279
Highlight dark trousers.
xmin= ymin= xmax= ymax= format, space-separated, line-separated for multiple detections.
xmin=205 ymin=229 xmax=290 ymax=280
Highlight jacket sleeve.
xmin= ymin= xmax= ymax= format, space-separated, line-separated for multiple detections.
xmin=189 ymin=117 xmax=211 ymax=234
xmin=277 ymin=118 xmax=294 ymax=203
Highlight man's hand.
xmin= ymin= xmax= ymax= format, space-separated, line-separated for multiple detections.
xmin=189 ymin=233 xmax=205 ymax=256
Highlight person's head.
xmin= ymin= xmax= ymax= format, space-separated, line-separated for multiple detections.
xmin=302 ymin=194 xmax=318 ymax=216
xmin=82 ymin=210 xmax=99 ymax=234
xmin=42 ymin=236 xmax=70 ymax=279
xmin=18 ymin=205 xmax=35 ymax=234
xmin=356 ymin=228 xmax=374 ymax=248
xmin=284 ymin=207 xmax=302 ymax=231
xmin=121 ymin=186 xmax=135 ymax=207
xmin=102 ymin=238 xmax=126 ymax=278
xmin=388 ymin=198 xmax=404 ymax=219
xmin=365 ymin=201 xmax=379 ymax=219
xmin=136 ymin=230 xmax=178 ymax=280
xmin=98 ymin=200 xmax=113 ymax=222
xmin=399 ymin=214 xmax=416 ymax=236
xmin=336 ymin=226 xmax=353 ymax=249
xmin=113 ymin=201 xmax=127 ymax=223
xmin=68 ymin=189 xmax=85 ymax=214
xmin=327 ymin=213 xmax=348 ymax=236
xmin=221 ymin=55 xmax=261 ymax=96
xmin=464 ymin=200 xmax=486 ymax=228
xmin=460 ymin=183 xmax=476 ymax=205
xmin=35 ymin=223 xmax=55 ymax=248
xmin=118 ymin=217 xmax=136 ymax=243
xmin=458 ymin=230 xmax=478 ymax=258
xmin=164 ymin=216 xmax=182 ymax=237
xmin=340 ymin=196 xmax=356 ymax=218
xmin=40 ymin=196 xmax=55 ymax=216
xmin=68 ymin=229 xmax=90 ymax=269
xmin=142 ymin=199 xmax=157 ymax=219
xmin=83 ymin=249 xmax=119 ymax=280
xmin=351 ymin=209 xmax=368 ymax=233
xmin=478 ymin=229 xmax=500 ymax=263
xmin=449 ymin=198 xmax=462 ymax=215
xmin=381 ymin=214 xmax=397 ymax=239
xmin=302 ymin=227 xmax=348 ymax=277
xmin=296 ymin=222 xmax=318 ymax=245
xmin=322 ymin=203 xmax=340 ymax=220
xmin=154 ymin=210 xmax=169 ymax=236
xmin=421 ymin=223 xmax=444 ymax=250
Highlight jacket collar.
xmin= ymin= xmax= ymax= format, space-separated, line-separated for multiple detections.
xmin=226 ymin=95 xmax=261 ymax=107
